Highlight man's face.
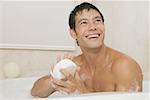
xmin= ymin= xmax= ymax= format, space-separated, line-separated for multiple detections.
xmin=71 ymin=9 xmax=105 ymax=49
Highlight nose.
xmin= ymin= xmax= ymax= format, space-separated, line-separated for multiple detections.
xmin=88 ymin=22 xmax=97 ymax=31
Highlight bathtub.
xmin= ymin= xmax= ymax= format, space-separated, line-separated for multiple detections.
xmin=0 ymin=77 xmax=149 ymax=100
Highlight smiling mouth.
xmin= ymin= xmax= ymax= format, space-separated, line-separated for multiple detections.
xmin=85 ymin=33 xmax=101 ymax=39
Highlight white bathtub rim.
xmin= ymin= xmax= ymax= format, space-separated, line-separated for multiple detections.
xmin=0 ymin=77 xmax=149 ymax=100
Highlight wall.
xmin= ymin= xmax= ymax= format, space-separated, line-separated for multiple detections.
xmin=0 ymin=1 xmax=75 ymax=50
xmin=0 ymin=49 xmax=78 ymax=79
xmin=0 ymin=2 xmax=3 ymax=43
xmin=111 ymin=1 xmax=149 ymax=80
xmin=0 ymin=1 xmax=149 ymax=80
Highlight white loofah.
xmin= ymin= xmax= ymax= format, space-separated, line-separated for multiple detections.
xmin=51 ymin=59 xmax=77 ymax=80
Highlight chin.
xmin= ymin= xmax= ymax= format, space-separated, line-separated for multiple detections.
xmin=90 ymin=46 xmax=102 ymax=49
xmin=86 ymin=44 xmax=102 ymax=49
xmin=79 ymin=40 xmax=104 ymax=49
xmin=89 ymin=42 xmax=103 ymax=48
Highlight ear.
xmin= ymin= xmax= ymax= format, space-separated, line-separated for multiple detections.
xmin=70 ymin=29 xmax=77 ymax=39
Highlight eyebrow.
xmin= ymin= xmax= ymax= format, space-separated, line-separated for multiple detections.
xmin=77 ymin=16 xmax=102 ymax=24
xmin=94 ymin=16 xmax=102 ymax=19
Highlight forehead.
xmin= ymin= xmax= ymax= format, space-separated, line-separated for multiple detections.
xmin=75 ymin=9 xmax=101 ymax=20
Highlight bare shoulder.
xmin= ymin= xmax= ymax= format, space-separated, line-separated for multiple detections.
xmin=111 ymin=52 xmax=142 ymax=79
xmin=110 ymin=49 xmax=143 ymax=91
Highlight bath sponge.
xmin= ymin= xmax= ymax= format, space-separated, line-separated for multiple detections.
xmin=50 ymin=59 xmax=77 ymax=80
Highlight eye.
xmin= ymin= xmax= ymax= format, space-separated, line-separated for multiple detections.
xmin=80 ymin=21 xmax=87 ymax=25
xmin=96 ymin=19 xmax=102 ymax=22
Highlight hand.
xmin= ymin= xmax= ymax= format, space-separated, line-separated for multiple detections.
xmin=50 ymin=53 xmax=76 ymax=74
xmin=51 ymin=70 xmax=90 ymax=94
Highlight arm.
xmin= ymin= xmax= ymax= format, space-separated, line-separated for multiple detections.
xmin=112 ymin=56 xmax=143 ymax=92
xmin=31 ymin=75 xmax=56 ymax=98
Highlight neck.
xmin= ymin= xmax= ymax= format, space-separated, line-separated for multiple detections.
xmin=81 ymin=44 xmax=108 ymax=69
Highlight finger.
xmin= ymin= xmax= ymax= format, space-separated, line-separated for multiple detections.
xmin=75 ymin=71 xmax=81 ymax=81
xmin=67 ymin=74 xmax=74 ymax=81
xmin=56 ymin=80 xmax=77 ymax=94
xmin=60 ymin=68 xmax=70 ymax=78
xmin=67 ymin=74 xmax=77 ymax=84
xmin=61 ymin=67 xmax=80 ymax=81
xmin=52 ymin=78 xmax=68 ymax=87
xmin=63 ymin=53 xmax=69 ymax=59
xmin=76 ymin=66 xmax=80 ymax=71
xmin=52 ymin=83 xmax=72 ymax=94
xmin=52 ymin=79 xmax=76 ymax=93
xmin=50 ymin=64 xmax=54 ymax=72
xmin=50 ymin=64 xmax=54 ymax=76
xmin=63 ymin=53 xmax=75 ymax=60
xmin=71 ymin=55 xmax=75 ymax=60
xmin=56 ymin=54 xmax=62 ymax=63
xmin=67 ymin=54 xmax=76 ymax=60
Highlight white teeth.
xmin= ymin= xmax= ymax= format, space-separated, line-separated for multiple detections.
xmin=87 ymin=34 xmax=100 ymax=39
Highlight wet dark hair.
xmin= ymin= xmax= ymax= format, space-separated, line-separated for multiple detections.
xmin=69 ymin=2 xmax=104 ymax=30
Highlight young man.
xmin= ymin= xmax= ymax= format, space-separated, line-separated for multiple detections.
xmin=31 ymin=2 xmax=143 ymax=98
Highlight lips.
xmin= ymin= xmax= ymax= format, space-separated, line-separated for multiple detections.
xmin=85 ymin=33 xmax=101 ymax=39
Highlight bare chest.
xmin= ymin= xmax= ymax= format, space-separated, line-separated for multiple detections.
xmin=79 ymin=65 xmax=115 ymax=92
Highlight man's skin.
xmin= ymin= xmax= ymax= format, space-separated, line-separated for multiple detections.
xmin=31 ymin=8 xmax=143 ymax=98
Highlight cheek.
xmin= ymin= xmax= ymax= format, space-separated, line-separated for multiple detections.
xmin=98 ymin=24 xmax=105 ymax=33
xmin=103 ymin=26 xmax=105 ymax=32
xmin=75 ymin=28 xmax=84 ymax=36
xmin=77 ymin=26 xmax=88 ymax=36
